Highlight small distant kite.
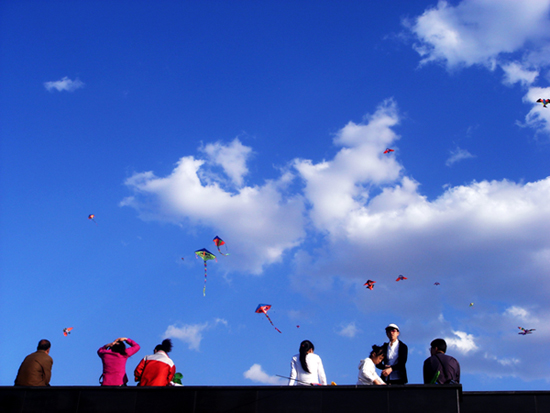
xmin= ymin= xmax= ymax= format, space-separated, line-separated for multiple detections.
xmin=213 ymin=236 xmax=229 ymax=256
xmin=536 ymin=98 xmax=549 ymax=108
xmin=396 ymin=275 xmax=407 ymax=281
xmin=255 ymin=304 xmax=282 ymax=333
xmin=88 ymin=214 xmax=97 ymax=225
xmin=383 ymin=148 xmax=394 ymax=154
xmin=518 ymin=327 xmax=535 ymax=335
xmin=364 ymin=280 xmax=376 ymax=290
xmin=469 ymin=303 xmax=474 ymax=307
xmin=434 ymin=282 xmax=440 ymax=286
xmin=63 ymin=327 xmax=73 ymax=336
xmin=195 ymin=248 xmax=217 ymax=296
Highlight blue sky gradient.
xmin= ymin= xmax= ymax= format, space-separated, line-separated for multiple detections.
xmin=1 ymin=0 xmax=549 ymax=391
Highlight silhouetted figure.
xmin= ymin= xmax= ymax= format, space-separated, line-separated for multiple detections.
xmin=15 ymin=339 xmax=53 ymax=386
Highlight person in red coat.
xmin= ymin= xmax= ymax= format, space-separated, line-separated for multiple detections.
xmin=134 ymin=339 xmax=176 ymax=386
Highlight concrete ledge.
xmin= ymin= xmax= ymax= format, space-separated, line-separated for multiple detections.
xmin=1 ymin=385 xmax=462 ymax=413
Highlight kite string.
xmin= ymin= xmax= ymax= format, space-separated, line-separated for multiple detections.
xmin=203 ymin=260 xmax=207 ymax=296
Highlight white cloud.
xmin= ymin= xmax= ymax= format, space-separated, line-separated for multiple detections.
xmin=444 ymin=330 xmax=478 ymax=354
xmin=243 ymin=364 xmax=285 ymax=385
xmin=164 ymin=322 xmax=209 ymax=351
xmin=501 ymin=62 xmax=539 ymax=86
xmin=520 ymin=86 xmax=550 ymax=135
xmin=44 ymin=76 xmax=85 ymax=92
xmin=337 ymin=322 xmax=359 ymax=338
xmin=407 ymin=0 xmax=550 ymax=71
xmin=121 ymin=144 xmax=306 ymax=274
xmin=446 ymin=147 xmax=475 ymax=166
xmin=200 ymin=138 xmax=253 ymax=187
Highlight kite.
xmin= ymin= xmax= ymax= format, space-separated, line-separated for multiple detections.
xmin=469 ymin=303 xmax=474 ymax=307
xmin=195 ymin=248 xmax=217 ymax=296
xmin=383 ymin=148 xmax=394 ymax=154
xmin=364 ymin=280 xmax=376 ymax=290
xmin=63 ymin=327 xmax=73 ymax=336
xmin=536 ymin=98 xmax=549 ymax=108
xmin=396 ymin=275 xmax=407 ymax=281
xmin=255 ymin=304 xmax=282 ymax=333
xmin=88 ymin=214 xmax=97 ymax=225
xmin=518 ymin=327 xmax=535 ymax=335
xmin=434 ymin=282 xmax=440 ymax=286
xmin=213 ymin=236 xmax=229 ymax=256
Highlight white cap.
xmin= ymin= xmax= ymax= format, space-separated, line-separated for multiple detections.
xmin=385 ymin=323 xmax=399 ymax=331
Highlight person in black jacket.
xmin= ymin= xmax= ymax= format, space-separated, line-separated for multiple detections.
xmin=376 ymin=323 xmax=408 ymax=385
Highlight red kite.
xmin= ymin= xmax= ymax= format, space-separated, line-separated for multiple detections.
xmin=213 ymin=236 xmax=229 ymax=256
xmin=255 ymin=304 xmax=281 ymax=333
xmin=88 ymin=214 xmax=97 ymax=225
xmin=383 ymin=148 xmax=394 ymax=154
xmin=536 ymin=98 xmax=549 ymax=108
xmin=364 ymin=280 xmax=376 ymax=290
xmin=63 ymin=327 xmax=73 ymax=336
xmin=396 ymin=275 xmax=407 ymax=281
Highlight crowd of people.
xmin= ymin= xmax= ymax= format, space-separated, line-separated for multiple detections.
xmin=288 ymin=324 xmax=460 ymax=387
xmin=14 ymin=338 xmax=177 ymax=387
xmin=13 ymin=324 xmax=460 ymax=387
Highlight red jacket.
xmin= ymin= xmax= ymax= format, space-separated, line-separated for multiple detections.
xmin=134 ymin=351 xmax=175 ymax=386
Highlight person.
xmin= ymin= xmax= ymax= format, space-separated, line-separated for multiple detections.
xmin=14 ymin=339 xmax=53 ymax=386
xmin=376 ymin=323 xmax=408 ymax=385
xmin=288 ymin=340 xmax=327 ymax=386
xmin=134 ymin=339 xmax=176 ymax=386
xmin=357 ymin=344 xmax=387 ymax=385
xmin=98 ymin=337 xmax=140 ymax=386
xmin=423 ymin=338 xmax=460 ymax=384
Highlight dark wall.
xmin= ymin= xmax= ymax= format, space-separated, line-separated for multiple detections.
xmin=1 ymin=385 xmax=461 ymax=413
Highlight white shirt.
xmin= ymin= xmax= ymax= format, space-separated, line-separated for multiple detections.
xmin=357 ymin=358 xmax=385 ymax=385
xmin=387 ymin=340 xmax=402 ymax=380
xmin=289 ymin=353 xmax=327 ymax=385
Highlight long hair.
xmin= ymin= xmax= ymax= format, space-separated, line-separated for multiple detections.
xmin=155 ymin=339 xmax=173 ymax=353
xmin=299 ymin=340 xmax=314 ymax=373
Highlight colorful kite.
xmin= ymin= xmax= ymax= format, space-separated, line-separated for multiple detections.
xmin=536 ymin=98 xmax=549 ymax=108
xmin=383 ymin=148 xmax=394 ymax=154
xmin=469 ymin=303 xmax=474 ymax=307
xmin=213 ymin=236 xmax=229 ymax=256
xmin=88 ymin=214 xmax=97 ymax=225
xmin=255 ymin=304 xmax=282 ymax=333
xmin=518 ymin=327 xmax=535 ymax=335
xmin=63 ymin=327 xmax=73 ymax=336
xmin=195 ymin=248 xmax=217 ymax=296
xmin=364 ymin=280 xmax=376 ymax=290
xmin=396 ymin=275 xmax=407 ymax=281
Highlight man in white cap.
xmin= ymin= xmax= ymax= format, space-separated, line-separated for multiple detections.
xmin=376 ymin=323 xmax=408 ymax=385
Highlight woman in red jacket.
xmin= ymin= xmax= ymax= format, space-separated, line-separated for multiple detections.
xmin=134 ymin=339 xmax=176 ymax=386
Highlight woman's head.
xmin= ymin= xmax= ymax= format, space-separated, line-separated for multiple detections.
xmin=369 ymin=345 xmax=385 ymax=364
xmin=299 ymin=340 xmax=315 ymax=373
xmin=111 ymin=341 xmax=127 ymax=356
xmin=154 ymin=339 xmax=173 ymax=354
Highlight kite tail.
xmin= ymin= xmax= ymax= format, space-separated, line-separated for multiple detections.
xmin=265 ymin=314 xmax=281 ymax=333
xmin=216 ymin=247 xmax=230 ymax=256
xmin=203 ymin=261 xmax=207 ymax=296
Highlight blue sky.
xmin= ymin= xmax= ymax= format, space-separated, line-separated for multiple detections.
xmin=1 ymin=0 xmax=549 ymax=391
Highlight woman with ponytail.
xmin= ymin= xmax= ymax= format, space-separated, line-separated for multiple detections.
xmin=134 ymin=339 xmax=176 ymax=386
xmin=288 ymin=340 xmax=327 ymax=386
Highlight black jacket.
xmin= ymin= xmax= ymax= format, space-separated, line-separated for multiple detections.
xmin=376 ymin=341 xmax=408 ymax=384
